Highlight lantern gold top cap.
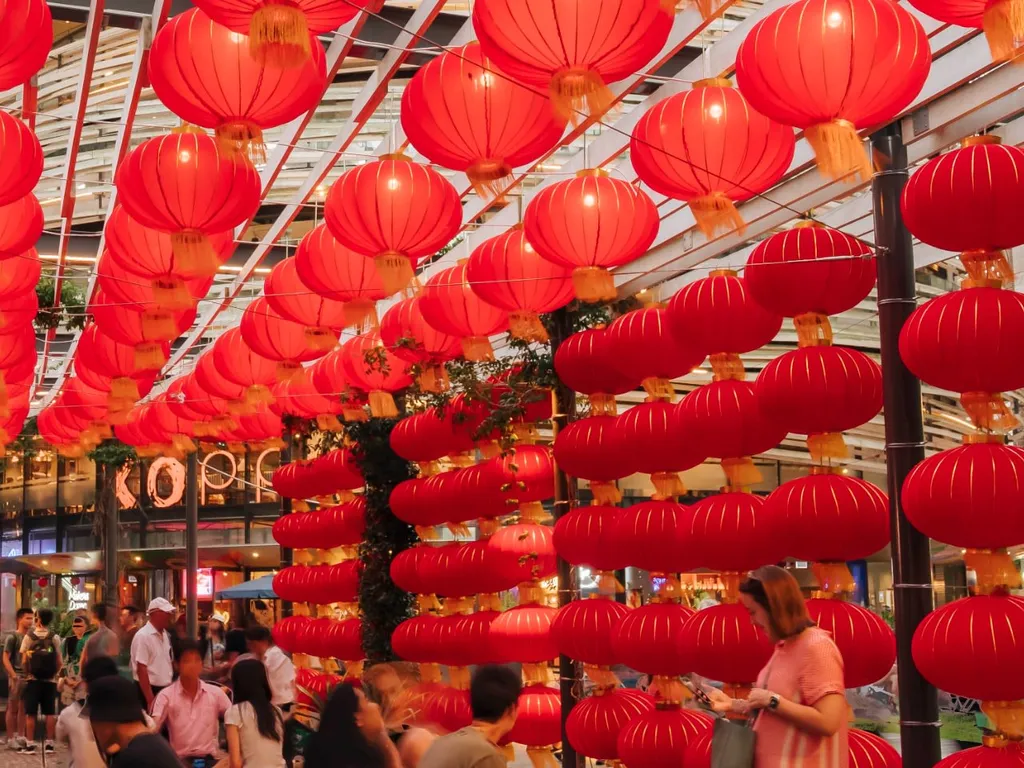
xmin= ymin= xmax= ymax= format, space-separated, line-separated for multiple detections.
xmin=710 ymin=268 xmax=738 ymax=278
xmin=794 ymin=219 xmax=822 ymax=229
xmin=694 ymin=77 xmax=732 ymax=89
xmin=962 ymin=135 xmax=1001 ymax=147
xmin=381 ymin=151 xmax=411 ymax=161
xmin=576 ymin=168 xmax=609 ymax=179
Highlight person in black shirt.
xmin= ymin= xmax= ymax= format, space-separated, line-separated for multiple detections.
xmin=84 ymin=675 xmax=180 ymax=768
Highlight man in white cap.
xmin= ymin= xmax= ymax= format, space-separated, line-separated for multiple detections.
xmin=129 ymin=598 xmax=175 ymax=712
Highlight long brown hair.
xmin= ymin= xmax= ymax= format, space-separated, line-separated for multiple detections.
xmin=739 ymin=565 xmax=814 ymax=640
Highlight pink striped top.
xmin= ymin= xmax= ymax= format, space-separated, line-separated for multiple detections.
xmin=753 ymin=627 xmax=849 ymax=768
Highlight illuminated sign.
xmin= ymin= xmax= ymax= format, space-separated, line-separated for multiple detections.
xmin=181 ymin=568 xmax=214 ymax=599
xmin=61 ymin=577 xmax=90 ymax=611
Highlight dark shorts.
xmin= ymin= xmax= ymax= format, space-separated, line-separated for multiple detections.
xmin=23 ymin=679 xmax=57 ymax=717
xmin=135 ymin=682 xmax=167 ymax=712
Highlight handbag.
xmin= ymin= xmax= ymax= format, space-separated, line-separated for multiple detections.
xmin=710 ymin=657 xmax=775 ymax=768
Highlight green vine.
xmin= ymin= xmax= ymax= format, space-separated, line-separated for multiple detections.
xmin=11 ymin=415 xmax=39 ymax=460
xmin=87 ymin=439 xmax=137 ymax=469
xmin=35 ymin=277 xmax=88 ymax=332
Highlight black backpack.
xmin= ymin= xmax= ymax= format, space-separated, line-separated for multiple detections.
xmin=28 ymin=632 xmax=57 ymax=680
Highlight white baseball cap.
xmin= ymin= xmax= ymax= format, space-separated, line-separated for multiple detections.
xmin=147 ymin=597 xmax=176 ymax=614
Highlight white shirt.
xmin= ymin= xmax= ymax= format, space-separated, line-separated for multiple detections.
xmin=57 ymin=700 xmax=155 ymax=768
xmin=225 ymin=701 xmax=286 ymax=768
xmin=130 ymin=622 xmax=173 ymax=687
xmin=263 ymin=646 xmax=295 ymax=707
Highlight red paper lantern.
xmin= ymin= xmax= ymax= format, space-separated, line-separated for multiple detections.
xmin=194 ymin=350 xmax=247 ymax=408
xmin=321 ymin=617 xmax=363 ymax=662
xmin=552 ymin=416 xmax=635 ymax=503
xmin=0 ymin=194 xmax=43 ymax=260
xmin=505 ymin=685 xmax=561 ymax=748
xmin=912 ymin=595 xmax=1024 ymax=702
xmin=473 ymin=0 xmax=672 ymax=121
xmin=552 ymin=506 xmax=625 ymax=571
xmin=688 ymin=492 xmax=783 ymax=572
xmin=149 ymin=9 xmax=326 ymax=160
xmin=74 ymin=325 xmax=162 ymax=404
xmin=489 ymin=524 xmax=557 ymax=585
xmin=0 ymin=111 xmax=42 ymax=206
xmin=192 ymin=0 xmax=371 ymax=67
xmin=418 ymin=262 xmax=509 ymax=362
xmin=401 ymin=42 xmax=566 ymax=195
xmin=0 ymin=0 xmax=52 ymax=92
xmin=241 ymin=298 xmax=327 ymax=379
xmin=551 ymin=599 xmax=629 ymax=666
xmin=0 ymin=290 xmax=37 ymax=333
xmin=265 ymin=257 xmax=347 ymax=349
xmin=566 ymin=688 xmax=656 ymax=760
xmin=115 ymin=132 xmax=260 ymax=275
xmin=485 ymin=444 xmax=554 ymax=508
xmin=807 ymin=598 xmax=895 ymax=688
xmin=902 ymin=440 xmax=1024 ymax=550
xmin=744 ymin=223 xmax=875 ymax=320
xmin=616 ymin=707 xmax=712 ymax=768
xmin=631 ymin=80 xmax=794 ymax=237
xmin=451 ymin=540 xmax=521 ymax=596
xmin=340 ymin=332 xmax=413 ymax=417
xmin=90 ymin=289 xmax=196 ymax=369
xmin=451 ymin=610 xmax=504 ymax=666
xmin=677 ymin=379 xmax=788 ymax=461
xmin=0 ymin=248 xmax=39 ymax=301
xmin=676 ymin=602 xmax=774 ymax=684
xmin=211 ymin=328 xmax=278 ymax=406
xmin=612 ymin=601 xmax=695 ymax=676
xmin=465 ymin=228 xmax=573 ymax=343
xmin=905 ymin=0 xmax=1021 ymax=60
xmin=489 ymin=604 xmax=559 ymax=663
xmin=933 ymin=742 xmax=1024 ymax=768
xmin=423 ymin=687 xmax=472 ymax=734
xmin=848 ymin=728 xmax=902 ymax=768
xmin=606 ymin=307 xmax=705 ymax=398
xmin=616 ymin=500 xmax=695 ymax=574
xmin=325 ymin=154 xmax=462 ymax=295
xmin=272 ymin=616 xmax=309 ymax=652
xmin=392 ymin=616 xmax=441 ymax=664
xmin=614 ymin=401 xmax=706 ymax=497
xmin=295 ymin=224 xmax=388 ymax=329
xmin=523 ymin=170 xmax=659 ymax=302
xmin=380 ymin=298 xmax=461 ymax=368
xmin=685 ymin=729 xmax=713 ymax=768
xmin=552 ymin=327 xmax=638 ymax=414
xmin=762 ymin=472 xmax=889 ymax=562
xmin=735 ymin=0 xmax=930 ymax=181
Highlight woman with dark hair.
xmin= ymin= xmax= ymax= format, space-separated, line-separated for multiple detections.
xmin=705 ymin=565 xmax=849 ymax=768
xmin=225 ymin=659 xmax=285 ymax=768
xmin=304 ymin=684 xmax=401 ymax=768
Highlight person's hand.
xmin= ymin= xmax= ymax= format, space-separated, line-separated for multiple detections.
xmin=704 ymin=686 xmax=734 ymax=714
xmin=746 ymin=689 xmax=775 ymax=710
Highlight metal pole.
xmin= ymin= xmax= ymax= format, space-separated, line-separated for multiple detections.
xmin=185 ymin=452 xmax=199 ymax=639
xmin=103 ymin=465 xmax=118 ymax=615
xmin=548 ymin=308 xmax=582 ymax=768
xmin=871 ymin=123 xmax=941 ymax=768
xmin=278 ymin=430 xmax=293 ymax=618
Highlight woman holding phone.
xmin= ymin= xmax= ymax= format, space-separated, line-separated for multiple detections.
xmin=704 ymin=565 xmax=849 ymax=768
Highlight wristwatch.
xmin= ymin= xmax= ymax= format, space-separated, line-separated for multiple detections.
xmin=768 ymin=694 xmax=781 ymax=710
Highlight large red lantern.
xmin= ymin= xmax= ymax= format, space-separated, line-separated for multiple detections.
xmin=379 ymin=298 xmax=460 ymax=392
xmin=149 ymin=9 xmax=326 ymax=160
xmin=848 ymin=729 xmax=902 ymax=768
xmin=489 ymin=523 xmax=557 ymax=585
xmin=552 ymin=506 xmax=625 ymax=572
xmin=902 ymin=438 xmax=1024 ymax=550
xmin=211 ymin=328 xmax=278 ymax=407
xmin=0 ymin=194 xmax=43 ymax=260
xmin=0 ymin=248 xmax=39 ymax=301
xmin=807 ymin=598 xmax=895 ymax=688
xmin=552 ymin=327 xmax=637 ymax=415
xmin=424 ymin=687 xmax=472 ymax=734
xmin=401 ymin=42 xmax=566 ymax=196
xmin=905 ymin=0 xmax=1022 ymax=60
xmin=90 ymin=290 xmax=196 ymax=370
xmin=0 ymin=290 xmax=37 ymax=333
xmin=606 ymin=306 xmax=705 ymax=400
xmin=566 ymin=689 xmax=655 ymax=760
xmin=616 ymin=707 xmax=712 ymax=768
xmin=75 ymin=325 xmax=162 ymax=404
xmin=676 ymin=602 xmax=774 ymax=685
xmin=735 ymin=0 xmax=931 ymax=181
xmin=552 ymin=416 xmax=635 ymax=504
xmin=505 ymin=685 xmax=561 ymax=750
xmin=115 ymin=132 xmax=260 ymax=274
xmin=523 ymin=170 xmax=659 ymax=302
xmin=418 ymin=263 xmax=509 ymax=361
xmin=340 ymin=332 xmax=413 ymax=417
xmin=241 ymin=298 xmax=327 ymax=379
xmin=466 ymin=227 xmax=573 ymax=342
xmin=0 ymin=0 xmax=51 ymax=92
xmin=631 ymin=80 xmax=794 ymax=237
xmin=489 ymin=604 xmax=559 ymax=663
xmin=688 ymin=492 xmax=783 ymax=573
xmin=762 ymin=471 xmax=889 ymax=563
xmin=912 ymin=595 xmax=1024 ymax=702
xmin=933 ymin=742 xmax=1024 ymax=768
xmin=325 ymin=154 xmax=462 ymax=295
xmin=614 ymin=401 xmax=706 ymax=498
xmin=473 ymin=0 xmax=673 ymax=120
xmin=0 ymin=111 xmax=42 ymax=206
xmin=611 ymin=601 xmax=694 ymax=676
xmin=551 ymin=599 xmax=628 ymax=667
xmin=265 ymin=258 xmax=347 ymax=349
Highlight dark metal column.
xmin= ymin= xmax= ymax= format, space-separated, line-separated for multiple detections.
xmin=278 ymin=430 xmax=293 ymax=618
xmin=185 ymin=452 xmax=199 ymax=638
xmin=103 ymin=465 xmax=118 ymax=612
xmin=243 ymin=448 xmax=252 ymax=544
xmin=548 ymin=308 xmax=582 ymax=768
xmin=871 ymin=123 xmax=941 ymax=768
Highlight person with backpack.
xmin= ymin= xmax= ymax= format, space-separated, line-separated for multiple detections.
xmin=18 ymin=608 xmax=63 ymax=755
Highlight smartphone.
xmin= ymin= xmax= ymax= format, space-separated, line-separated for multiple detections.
xmin=683 ymin=679 xmax=717 ymax=712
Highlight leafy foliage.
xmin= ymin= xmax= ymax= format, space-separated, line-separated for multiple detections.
xmin=35 ymin=276 xmax=88 ymax=332
xmin=87 ymin=440 xmax=137 ymax=469
xmin=12 ymin=415 xmax=39 ymax=460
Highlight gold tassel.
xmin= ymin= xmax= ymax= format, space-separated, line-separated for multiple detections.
xmin=374 ymin=252 xmax=415 ymax=297
xmin=292 ymin=500 xmax=310 ymax=512
xmin=982 ymin=703 xmax=1024 ymax=741
xmin=964 ymin=549 xmax=1023 ymax=594
xmin=368 ymin=391 xmax=399 ymax=418
xmin=811 ymin=562 xmax=856 ymax=597
xmin=793 ymin=312 xmax=833 ymax=347
xmin=343 ymin=406 xmax=368 ymax=422
xmin=584 ymin=665 xmax=621 ymax=690
xmin=508 ymin=311 xmax=549 ymax=343
xmin=90 ymin=421 xmax=113 ymax=440
xmin=518 ymin=501 xmax=548 ymax=524
xmin=983 ymin=0 xmax=1024 ymax=61
xmin=199 ymin=441 xmax=218 ymax=453
xmin=641 ymin=377 xmax=675 ymax=402
xmin=961 ymin=249 xmax=1014 ymax=286
xmin=170 ymin=231 xmax=219 ymax=275
xmin=216 ymin=122 xmax=266 ymax=166
xmin=689 ymin=191 xmax=746 ymax=238
xmin=588 ymin=393 xmax=617 ymax=417
xmin=466 ymin=159 xmax=512 ymax=200
xmin=571 ymin=266 xmax=617 ymax=303
xmin=806 ymin=432 xmax=848 ymax=463
xmin=445 ymin=522 xmax=471 ymax=538
xmin=449 ymin=666 xmax=472 ymax=691
xmin=134 ymin=343 xmax=168 ymax=372
xmin=414 ymin=525 xmax=437 ymax=541
xmin=512 ymin=424 xmax=539 ymax=444
xmin=461 ymin=336 xmax=495 ymax=362
xmin=708 ymin=353 xmax=746 ymax=381
xmin=804 ymin=120 xmax=872 ymax=183
xmin=107 ymin=408 xmax=129 ymax=426
xmin=248 ymin=2 xmax=311 ymax=68
xmin=478 ymin=593 xmax=502 ymax=611
xmin=526 ymin=747 xmax=560 ymax=768
xmin=304 ymin=327 xmax=338 ymax=352
xmin=596 ymin=571 xmax=625 ymax=595
xmin=685 ymin=0 xmax=721 ymax=18
xmin=246 ymin=384 xmax=273 ymax=406
xmin=276 ymin=362 xmax=301 ymax=382
xmin=651 ymin=471 xmax=685 ymax=500
xmin=172 ymin=435 xmax=197 ymax=454
xmin=496 ymin=745 xmax=516 ymax=763
xmin=650 ymin=676 xmax=690 ymax=706
xmin=589 ymin=480 xmax=622 ymax=504
xmin=316 ymin=414 xmax=343 ymax=432
xmin=721 ymin=457 xmax=762 ymax=488
xmin=151 ymin=277 xmax=195 ymax=312
xmin=141 ymin=311 xmax=177 ymax=342
xmin=961 ymin=391 xmax=1019 ymax=431
xmin=343 ymin=298 xmax=379 ymax=331
xmin=522 ymin=662 xmax=553 ymax=684
xmin=549 ymin=67 xmax=613 ymax=124
xmin=416 ymin=365 xmax=449 ymax=394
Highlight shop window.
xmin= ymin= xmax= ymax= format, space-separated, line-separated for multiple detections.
xmin=28 ymin=528 xmax=57 ymax=555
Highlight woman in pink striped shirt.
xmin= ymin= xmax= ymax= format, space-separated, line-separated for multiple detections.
xmin=707 ymin=566 xmax=850 ymax=768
